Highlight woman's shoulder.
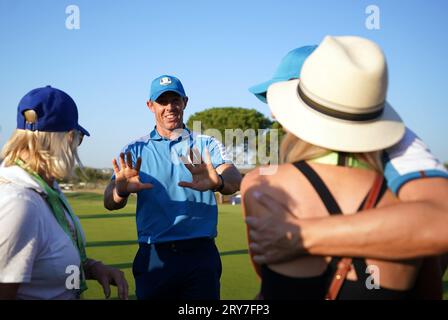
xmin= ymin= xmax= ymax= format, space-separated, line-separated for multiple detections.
xmin=0 ymin=185 xmax=46 ymax=254
xmin=0 ymin=183 xmax=45 ymax=224
xmin=240 ymin=163 xmax=305 ymax=211
xmin=241 ymin=164 xmax=294 ymax=189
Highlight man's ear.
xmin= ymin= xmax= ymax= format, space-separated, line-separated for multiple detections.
xmin=147 ymin=100 xmax=155 ymax=113
xmin=183 ymin=97 xmax=188 ymax=109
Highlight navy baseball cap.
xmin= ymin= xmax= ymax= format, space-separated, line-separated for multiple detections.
xmin=149 ymin=75 xmax=186 ymax=101
xmin=17 ymin=86 xmax=90 ymax=136
xmin=249 ymin=45 xmax=317 ymax=103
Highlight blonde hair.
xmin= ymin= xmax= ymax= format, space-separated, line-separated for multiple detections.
xmin=279 ymin=132 xmax=383 ymax=172
xmin=1 ymin=129 xmax=82 ymax=180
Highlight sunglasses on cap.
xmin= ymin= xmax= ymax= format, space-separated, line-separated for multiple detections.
xmin=78 ymin=131 xmax=84 ymax=146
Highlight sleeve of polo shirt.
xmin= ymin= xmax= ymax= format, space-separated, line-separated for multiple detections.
xmin=111 ymin=143 xmax=138 ymax=180
xmin=383 ymin=127 xmax=448 ymax=194
xmin=0 ymin=194 xmax=41 ymax=283
xmin=207 ymin=136 xmax=233 ymax=169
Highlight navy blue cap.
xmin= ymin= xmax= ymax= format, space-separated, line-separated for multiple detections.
xmin=249 ymin=45 xmax=317 ymax=103
xmin=16 ymin=86 xmax=90 ymax=136
xmin=149 ymin=75 xmax=186 ymax=101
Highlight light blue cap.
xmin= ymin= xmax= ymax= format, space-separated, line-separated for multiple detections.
xmin=149 ymin=75 xmax=186 ymax=101
xmin=249 ymin=45 xmax=317 ymax=103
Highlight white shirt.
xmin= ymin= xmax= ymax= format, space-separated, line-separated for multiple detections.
xmin=0 ymin=165 xmax=85 ymax=300
xmin=384 ymin=127 xmax=448 ymax=193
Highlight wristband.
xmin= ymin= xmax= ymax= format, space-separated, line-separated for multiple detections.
xmin=115 ymin=188 xmax=130 ymax=198
xmin=213 ymin=174 xmax=225 ymax=192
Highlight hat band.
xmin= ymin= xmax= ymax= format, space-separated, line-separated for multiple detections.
xmin=298 ymin=86 xmax=384 ymax=122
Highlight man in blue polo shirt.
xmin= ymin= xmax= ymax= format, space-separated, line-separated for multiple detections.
xmin=104 ymin=75 xmax=242 ymax=300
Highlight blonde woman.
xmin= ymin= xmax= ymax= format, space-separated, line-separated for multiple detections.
xmin=0 ymin=86 xmax=128 ymax=300
xmin=241 ymin=36 xmax=423 ymax=299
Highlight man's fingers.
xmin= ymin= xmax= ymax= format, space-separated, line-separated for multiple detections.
xmin=251 ymin=247 xmax=277 ymax=265
xmin=126 ymin=152 xmax=133 ymax=169
xmin=187 ymin=148 xmax=202 ymax=166
xmin=204 ymin=148 xmax=212 ymax=166
xmin=248 ymin=242 xmax=264 ymax=255
xmin=253 ymin=190 xmax=291 ymax=216
xmin=249 ymin=230 xmax=261 ymax=242
xmin=245 ymin=216 xmax=261 ymax=229
xmin=139 ymin=183 xmax=153 ymax=190
xmin=180 ymin=154 xmax=191 ymax=166
xmin=119 ymin=153 xmax=126 ymax=170
xmin=178 ymin=181 xmax=196 ymax=189
xmin=187 ymin=148 xmax=195 ymax=165
xmin=135 ymin=157 xmax=142 ymax=172
xmin=180 ymin=155 xmax=201 ymax=174
xmin=184 ymin=162 xmax=197 ymax=174
xmin=252 ymin=255 xmax=268 ymax=265
xmin=180 ymin=155 xmax=193 ymax=169
xmin=192 ymin=147 xmax=202 ymax=165
xmin=112 ymin=158 xmax=120 ymax=175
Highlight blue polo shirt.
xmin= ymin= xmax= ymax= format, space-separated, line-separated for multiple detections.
xmin=116 ymin=127 xmax=232 ymax=244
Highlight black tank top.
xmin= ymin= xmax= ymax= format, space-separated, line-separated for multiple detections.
xmin=260 ymin=160 xmax=414 ymax=300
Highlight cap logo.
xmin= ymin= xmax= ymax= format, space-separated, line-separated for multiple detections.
xmin=160 ymin=77 xmax=172 ymax=86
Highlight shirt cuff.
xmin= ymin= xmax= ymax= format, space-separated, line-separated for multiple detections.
xmin=388 ymin=169 xmax=448 ymax=194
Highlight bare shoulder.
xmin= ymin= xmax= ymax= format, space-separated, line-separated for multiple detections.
xmin=241 ymin=164 xmax=292 ymax=193
xmin=241 ymin=164 xmax=302 ymax=218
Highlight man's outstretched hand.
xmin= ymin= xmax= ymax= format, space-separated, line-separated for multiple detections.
xmin=112 ymin=152 xmax=153 ymax=196
xmin=178 ymin=148 xmax=221 ymax=192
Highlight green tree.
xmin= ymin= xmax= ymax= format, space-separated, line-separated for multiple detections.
xmin=187 ymin=107 xmax=281 ymax=166
xmin=187 ymin=107 xmax=272 ymax=137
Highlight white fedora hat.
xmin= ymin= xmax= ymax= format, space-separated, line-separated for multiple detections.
xmin=267 ymin=35 xmax=405 ymax=152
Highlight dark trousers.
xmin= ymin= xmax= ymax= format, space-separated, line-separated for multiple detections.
xmin=133 ymin=238 xmax=222 ymax=300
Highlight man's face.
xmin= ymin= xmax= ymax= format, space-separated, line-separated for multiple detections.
xmin=147 ymin=91 xmax=188 ymax=132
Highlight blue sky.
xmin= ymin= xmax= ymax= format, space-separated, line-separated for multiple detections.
xmin=0 ymin=0 xmax=447 ymax=167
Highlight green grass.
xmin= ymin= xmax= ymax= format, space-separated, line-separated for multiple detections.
xmin=67 ymin=192 xmax=259 ymax=300
xmin=66 ymin=192 xmax=448 ymax=300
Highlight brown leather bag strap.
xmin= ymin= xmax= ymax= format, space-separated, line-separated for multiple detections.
xmin=325 ymin=257 xmax=353 ymax=300
xmin=361 ymin=174 xmax=384 ymax=211
xmin=325 ymin=174 xmax=384 ymax=300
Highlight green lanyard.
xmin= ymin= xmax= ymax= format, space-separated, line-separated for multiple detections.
xmin=15 ymin=160 xmax=87 ymax=294
xmin=309 ymin=152 xmax=371 ymax=170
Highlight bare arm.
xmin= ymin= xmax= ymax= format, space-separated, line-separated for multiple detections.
xmin=304 ymin=178 xmax=448 ymax=259
xmin=247 ymin=178 xmax=448 ymax=263
xmin=216 ymin=163 xmax=242 ymax=195
xmin=104 ymin=180 xmax=128 ymax=211
xmin=0 ymin=283 xmax=19 ymax=300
